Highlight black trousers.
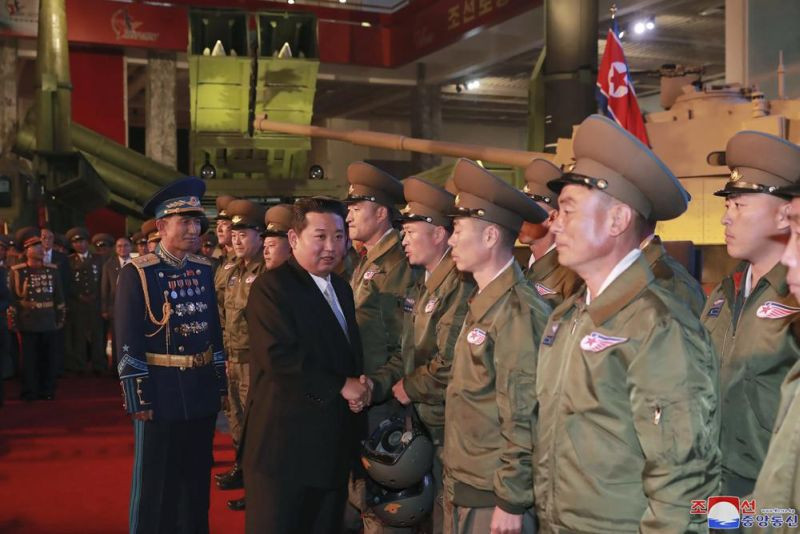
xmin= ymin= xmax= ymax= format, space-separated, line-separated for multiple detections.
xmin=129 ymin=415 xmax=216 ymax=534
xmin=245 ymin=472 xmax=347 ymax=534
xmin=20 ymin=330 xmax=57 ymax=400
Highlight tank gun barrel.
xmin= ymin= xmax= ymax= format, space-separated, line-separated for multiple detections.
xmin=252 ymin=117 xmax=550 ymax=168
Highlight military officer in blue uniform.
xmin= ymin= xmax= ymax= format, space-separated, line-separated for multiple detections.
xmin=116 ymin=176 xmax=227 ymax=534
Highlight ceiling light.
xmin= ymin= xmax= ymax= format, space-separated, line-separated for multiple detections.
xmin=361 ymin=21 xmax=371 ymax=27
xmin=466 ymin=80 xmax=480 ymax=90
xmin=633 ymin=21 xmax=646 ymax=34
xmin=288 ymin=0 xmax=294 ymax=4
xmin=618 ymin=30 xmax=625 ymax=38
xmin=339 ymin=0 xmax=347 ymax=4
xmin=645 ymin=18 xmax=655 ymax=30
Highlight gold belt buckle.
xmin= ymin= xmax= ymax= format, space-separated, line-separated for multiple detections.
xmin=193 ymin=354 xmax=204 ymax=367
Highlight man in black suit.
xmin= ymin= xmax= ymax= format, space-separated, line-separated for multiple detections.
xmin=101 ymin=236 xmax=132 ymax=366
xmin=243 ymin=197 xmax=369 ymax=534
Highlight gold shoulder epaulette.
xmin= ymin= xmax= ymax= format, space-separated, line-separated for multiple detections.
xmin=10 ymin=263 xmax=25 ymax=271
xmin=132 ymin=253 xmax=160 ymax=268
xmin=187 ymin=253 xmax=212 ymax=267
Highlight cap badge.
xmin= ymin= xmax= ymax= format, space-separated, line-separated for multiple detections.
xmin=522 ymin=184 xmax=531 ymax=194
xmin=165 ymin=196 xmax=201 ymax=210
xmin=267 ymin=223 xmax=277 ymax=231
xmin=731 ymin=169 xmax=743 ymax=182
xmin=348 ymin=185 xmax=355 ymax=195
xmin=400 ymin=205 xmax=412 ymax=214
xmin=454 ymin=194 xmax=461 ymax=206
xmin=232 ymin=215 xmax=243 ymax=224
xmin=596 ymin=179 xmax=609 ymax=190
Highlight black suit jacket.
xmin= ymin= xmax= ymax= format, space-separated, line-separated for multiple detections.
xmin=46 ymin=249 xmax=70 ymax=299
xmin=101 ymin=255 xmax=125 ymax=317
xmin=242 ymin=258 xmax=363 ymax=489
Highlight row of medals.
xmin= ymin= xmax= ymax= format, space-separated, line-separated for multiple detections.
xmin=167 ymin=277 xmax=205 ymax=300
xmin=29 ymin=273 xmax=54 ymax=295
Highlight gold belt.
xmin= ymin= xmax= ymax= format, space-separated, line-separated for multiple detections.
xmin=145 ymin=348 xmax=212 ymax=369
xmin=21 ymin=301 xmax=54 ymax=309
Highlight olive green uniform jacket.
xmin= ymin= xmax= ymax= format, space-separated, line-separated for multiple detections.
xmin=368 ymin=251 xmax=475 ymax=444
xmin=702 ymin=262 xmax=800 ymax=492
xmin=642 ymin=235 xmax=706 ymax=317
xmin=218 ymin=257 xmax=266 ymax=363
xmin=524 ymin=246 xmax=582 ymax=307
xmin=752 ymin=359 xmax=800 ymax=527
xmin=535 ymin=255 xmax=720 ymax=533
xmin=444 ymin=261 xmax=550 ymax=515
xmin=350 ymin=229 xmax=418 ymax=375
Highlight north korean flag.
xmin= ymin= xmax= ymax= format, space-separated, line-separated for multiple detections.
xmin=596 ymin=28 xmax=650 ymax=146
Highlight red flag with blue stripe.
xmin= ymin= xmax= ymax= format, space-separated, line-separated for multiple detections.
xmin=596 ymin=28 xmax=650 ymax=146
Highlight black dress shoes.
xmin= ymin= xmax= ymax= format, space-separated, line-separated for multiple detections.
xmin=215 ymin=463 xmax=243 ymax=490
xmin=227 ymin=497 xmax=245 ymax=511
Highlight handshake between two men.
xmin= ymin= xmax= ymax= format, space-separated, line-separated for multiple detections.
xmin=340 ymin=375 xmax=412 ymax=413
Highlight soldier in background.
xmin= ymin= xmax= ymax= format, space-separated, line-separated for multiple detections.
xmin=345 ymin=162 xmax=418 ymax=534
xmin=261 ymin=204 xmax=293 ymax=270
xmin=639 ymin=223 xmax=705 ymax=316
xmin=101 ymin=237 xmax=132 ymax=367
xmin=215 ymin=200 xmax=266 ymax=509
xmin=92 ymin=233 xmax=115 ymax=258
xmin=0 ymin=234 xmax=9 ymax=266
xmin=9 ymin=227 xmax=65 ymax=401
xmin=142 ymin=219 xmax=160 ymax=253
xmin=443 ymin=160 xmax=548 ymax=534
xmin=200 ymin=232 xmax=218 ymax=261
xmin=751 ymin=177 xmax=800 ymax=518
xmin=40 ymin=227 xmax=70 ymax=375
xmin=64 ymin=227 xmax=105 ymax=374
xmin=534 ymin=115 xmax=719 ymax=533
xmin=131 ymin=232 xmax=148 ymax=257
xmin=215 ymin=195 xmax=236 ymax=262
xmin=702 ymin=131 xmax=800 ymax=498
xmin=518 ymin=158 xmax=582 ymax=306
xmin=366 ymin=177 xmax=475 ymax=533
xmin=54 ymin=234 xmax=69 ymax=255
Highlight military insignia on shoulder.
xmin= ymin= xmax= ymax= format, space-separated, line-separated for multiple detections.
xmin=402 ymin=297 xmax=415 ymax=313
xmin=424 ymin=298 xmax=438 ymax=313
xmin=132 ymin=254 xmax=160 ymax=268
xmin=363 ymin=270 xmax=378 ymax=280
xmin=706 ymin=298 xmax=724 ymax=318
xmin=246 ymin=275 xmax=257 ymax=284
xmin=187 ymin=253 xmax=212 ymax=267
xmin=224 ymin=262 xmax=235 ymax=270
xmin=466 ymin=327 xmax=487 ymax=345
xmin=580 ymin=332 xmax=628 ymax=353
xmin=756 ymin=301 xmax=800 ymax=319
xmin=535 ymin=283 xmax=557 ymax=297
xmin=542 ymin=322 xmax=561 ymax=346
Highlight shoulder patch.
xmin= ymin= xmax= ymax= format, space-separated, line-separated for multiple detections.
xmin=757 ymin=301 xmax=800 ymax=319
xmin=580 ymin=332 xmax=628 ymax=352
xmin=132 ymin=253 xmax=160 ymax=268
xmin=187 ymin=253 xmax=212 ymax=267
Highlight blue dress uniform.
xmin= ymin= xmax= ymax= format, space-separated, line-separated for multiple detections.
xmin=116 ymin=177 xmax=226 ymax=534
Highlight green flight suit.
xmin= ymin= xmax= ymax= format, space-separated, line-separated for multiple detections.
xmin=752 ymin=360 xmax=800 ymax=531
xmin=535 ymin=255 xmax=720 ymax=534
xmin=369 ymin=251 xmax=475 ymax=445
xmin=349 ymin=229 xmax=418 ymax=534
xmin=350 ymin=229 xmax=418 ymax=376
xmin=219 ymin=256 xmax=266 ymax=448
xmin=444 ymin=261 xmax=550 ymax=515
xmin=642 ymin=235 xmax=706 ymax=317
xmin=524 ymin=246 xmax=582 ymax=307
xmin=702 ymin=261 xmax=800 ymax=497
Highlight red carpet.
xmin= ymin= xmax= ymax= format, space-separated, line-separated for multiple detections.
xmin=0 ymin=376 xmax=245 ymax=534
